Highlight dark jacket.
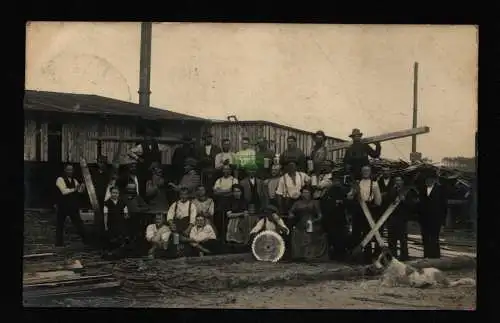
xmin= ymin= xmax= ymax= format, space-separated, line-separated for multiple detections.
xmin=240 ymin=177 xmax=268 ymax=209
xmin=197 ymin=144 xmax=222 ymax=169
xmin=344 ymin=142 xmax=381 ymax=176
xmin=417 ymin=184 xmax=448 ymax=226
xmin=280 ymin=148 xmax=307 ymax=171
xmin=172 ymin=145 xmax=197 ymax=179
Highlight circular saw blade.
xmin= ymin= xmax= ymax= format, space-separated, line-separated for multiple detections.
xmin=251 ymin=230 xmax=285 ymax=263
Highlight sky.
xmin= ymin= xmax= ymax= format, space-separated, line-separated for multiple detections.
xmin=26 ymin=22 xmax=478 ymax=161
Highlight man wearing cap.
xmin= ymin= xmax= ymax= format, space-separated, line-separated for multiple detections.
xmin=417 ymin=169 xmax=447 ymax=258
xmin=255 ymin=137 xmax=275 ymax=179
xmin=168 ymin=157 xmax=201 ymax=198
xmin=310 ymin=130 xmax=328 ymax=174
xmin=128 ymin=128 xmax=169 ymax=199
xmin=280 ymin=136 xmax=307 ymax=172
xmin=171 ymin=135 xmax=197 ymax=182
xmin=343 ymin=128 xmax=381 ymax=180
xmin=197 ymin=132 xmax=221 ymax=193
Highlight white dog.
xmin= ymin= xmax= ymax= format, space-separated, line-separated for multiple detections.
xmin=373 ymin=248 xmax=476 ymax=288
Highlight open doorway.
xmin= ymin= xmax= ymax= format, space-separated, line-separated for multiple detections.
xmin=47 ymin=123 xmax=63 ymax=164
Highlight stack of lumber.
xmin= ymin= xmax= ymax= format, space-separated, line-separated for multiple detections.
xmin=112 ymin=259 xmax=165 ymax=297
xmin=23 ymin=253 xmax=120 ymax=298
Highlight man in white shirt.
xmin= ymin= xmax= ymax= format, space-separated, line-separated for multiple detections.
xmin=186 ymin=214 xmax=219 ymax=256
xmin=166 ymin=187 xmax=198 ymax=237
xmin=311 ymin=160 xmax=334 ymax=199
xmin=276 ymin=160 xmax=311 ymax=214
xmin=145 ymin=213 xmax=171 ymax=258
xmin=215 ymin=139 xmax=237 ymax=170
xmin=55 ymin=164 xmax=87 ymax=246
xmin=346 ymin=165 xmax=382 ymax=263
xmin=249 ymin=205 xmax=289 ymax=238
xmin=235 ymin=137 xmax=256 ymax=179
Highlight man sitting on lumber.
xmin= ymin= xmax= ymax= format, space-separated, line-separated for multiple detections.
xmin=249 ymin=205 xmax=289 ymax=243
xmin=145 ymin=213 xmax=170 ymax=259
xmin=185 ymin=213 xmax=219 ymax=256
xmin=343 ymin=128 xmax=382 ymax=180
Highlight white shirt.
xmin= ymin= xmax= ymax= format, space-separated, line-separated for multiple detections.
xmin=131 ymin=175 xmax=140 ymax=196
xmin=189 ymin=224 xmax=217 ymax=242
xmin=166 ymin=200 xmax=197 ymax=224
xmin=55 ymin=177 xmax=80 ymax=195
xmin=213 ymin=176 xmax=238 ymax=191
xmin=236 ymin=148 xmax=256 ymax=168
xmin=249 ymin=217 xmax=289 ymax=235
xmin=426 ymin=184 xmax=435 ymax=196
xmin=249 ymin=177 xmax=256 ymax=185
xmin=193 ymin=198 xmax=215 ymax=217
xmin=145 ymin=224 xmax=170 ymax=242
xmin=384 ymin=178 xmax=390 ymax=186
xmin=215 ymin=152 xmax=237 ymax=169
xmin=129 ymin=143 xmax=168 ymax=156
xmin=276 ymin=172 xmax=310 ymax=199
xmin=358 ymin=179 xmax=382 ymax=206
xmin=205 ymin=145 xmax=212 ymax=156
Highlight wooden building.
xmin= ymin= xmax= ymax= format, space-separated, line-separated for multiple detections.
xmin=24 ymin=90 xmax=210 ymax=207
xmin=206 ymin=120 xmax=347 ymax=161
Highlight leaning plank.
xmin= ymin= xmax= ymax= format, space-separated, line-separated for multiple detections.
xmin=80 ymin=157 xmax=101 ymax=219
xmin=23 ymin=281 xmax=121 ymax=298
xmin=327 ymin=126 xmax=431 ymax=152
xmin=23 ymin=253 xmax=55 ymax=259
xmin=89 ymin=136 xmax=187 ymax=144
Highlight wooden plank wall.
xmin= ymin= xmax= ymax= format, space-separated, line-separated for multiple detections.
xmin=209 ymin=122 xmax=346 ymax=161
xmin=24 ymin=119 xmax=48 ymax=162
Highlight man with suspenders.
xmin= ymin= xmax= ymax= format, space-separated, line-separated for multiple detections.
xmin=276 ymin=160 xmax=311 ymax=216
xmin=165 ymin=187 xmax=198 ymax=254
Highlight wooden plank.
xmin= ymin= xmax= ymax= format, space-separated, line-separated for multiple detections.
xmin=24 ymin=274 xmax=113 ymax=288
xmin=89 ymin=135 xmax=187 ymax=144
xmin=327 ymin=126 xmax=430 ymax=152
xmin=80 ymin=157 xmax=101 ymax=216
xmin=23 ymin=253 xmax=55 ymax=259
xmin=23 ymin=260 xmax=83 ymax=273
xmin=408 ymin=244 xmax=476 ymax=258
xmin=23 ymin=281 xmax=121 ymax=298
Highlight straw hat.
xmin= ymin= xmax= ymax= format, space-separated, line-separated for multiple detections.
xmin=349 ymin=128 xmax=363 ymax=138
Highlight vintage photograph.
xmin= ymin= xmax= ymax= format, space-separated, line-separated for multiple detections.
xmin=24 ymin=22 xmax=477 ymax=309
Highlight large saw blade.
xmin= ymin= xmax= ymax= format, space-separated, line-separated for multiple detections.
xmin=251 ymin=230 xmax=285 ymax=263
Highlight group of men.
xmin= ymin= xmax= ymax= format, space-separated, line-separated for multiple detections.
xmin=53 ymin=127 xmax=448 ymax=263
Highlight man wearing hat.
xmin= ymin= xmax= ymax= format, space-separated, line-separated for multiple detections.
xmin=128 ymin=127 xmax=169 ymax=200
xmin=343 ymin=128 xmax=381 ymax=180
xmin=171 ymin=135 xmax=197 ymax=182
xmin=310 ymin=130 xmax=328 ymax=174
xmin=197 ymin=131 xmax=221 ymax=193
xmin=417 ymin=168 xmax=447 ymax=259
xmin=168 ymin=157 xmax=201 ymax=198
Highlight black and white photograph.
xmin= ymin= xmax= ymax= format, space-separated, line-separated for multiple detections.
xmin=23 ymin=22 xmax=477 ymax=309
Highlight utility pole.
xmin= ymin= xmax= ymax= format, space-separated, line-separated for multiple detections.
xmin=138 ymin=22 xmax=152 ymax=109
xmin=412 ymin=61 xmax=419 ymax=153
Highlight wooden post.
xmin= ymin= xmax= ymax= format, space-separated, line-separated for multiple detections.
xmin=139 ymin=22 xmax=152 ymax=109
xmin=97 ymin=119 xmax=104 ymax=158
xmin=35 ymin=119 xmax=41 ymax=162
xmin=412 ymin=62 xmax=419 ymax=153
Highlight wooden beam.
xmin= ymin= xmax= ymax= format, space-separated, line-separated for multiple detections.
xmin=23 ymin=253 xmax=55 ymax=259
xmin=35 ymin=119 xmax=41 ymax=161
xmin=88 ymin=135 xmax=187 ymax=144
xmin=327 ymin=126 xmax=431 ymax=152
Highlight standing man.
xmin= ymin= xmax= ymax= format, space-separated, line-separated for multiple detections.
xmin=215 ymin=138 xmax=237 ymax=171
xmin=276 ymin=160 xmax=310 ymax=215
xmin=280 ymin=136 xmax=307 ymax=172
xmin=239 ymin=164 xmax=267 ymax=212
xmin=171 ymin=135 xmax=197 ymax=182
xmin=346 ymin=165 xmax=382 ymax=264
xmin=255 ymin=137 xmax=275 ymax=179
xmin=197 ymin=132 xmax=221 ymax=193
xmin=91 ymin=155 xmax=110 ymax=239
xmin=310 ymin=130 xmax=328 ymax=174
xmin=55 ymin=164 xmax=87 ymax=247
xmin=343 ymin=129 xmax=381 ymax=180
xmin=377 ymin=167 xmax=393 ymax=236
xmin=127 ymin=128 xmax=169 ymax=200
xmin=417 ymin=169 xmax=447 ymax=259
xmin=235 ymin=137 xmax=257 ymax=179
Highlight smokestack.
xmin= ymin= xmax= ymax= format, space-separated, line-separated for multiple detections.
xmin=138 ymin=22 xmax=152 ymax=109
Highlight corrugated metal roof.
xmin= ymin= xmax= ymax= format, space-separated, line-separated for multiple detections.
xmin=24 ymin=90 xmax=208 ymax=122
xmin=210 ymin=119 xmax=346 ymax=142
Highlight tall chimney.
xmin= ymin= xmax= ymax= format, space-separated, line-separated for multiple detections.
xmin=138 ymin=22 xmax=152 ymax=109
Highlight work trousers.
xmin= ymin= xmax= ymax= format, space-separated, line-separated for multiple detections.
xmin=387 ymin=219 xmax=409 ymax=260
xmin=56 ymin=206 xmax=86 ymax=246
xmin=419 ymin=219 xmax=442 ymax=259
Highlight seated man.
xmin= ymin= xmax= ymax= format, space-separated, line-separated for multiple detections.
xmin=249 ymin=205 xmax=290 ymax=244
xmin=145 ymin=213 xmax=170 ymax=259
xmin=165 ymin=187 xmax=198 ymax=256
xmin=185 ymin=214 xmax=219 ymax=256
